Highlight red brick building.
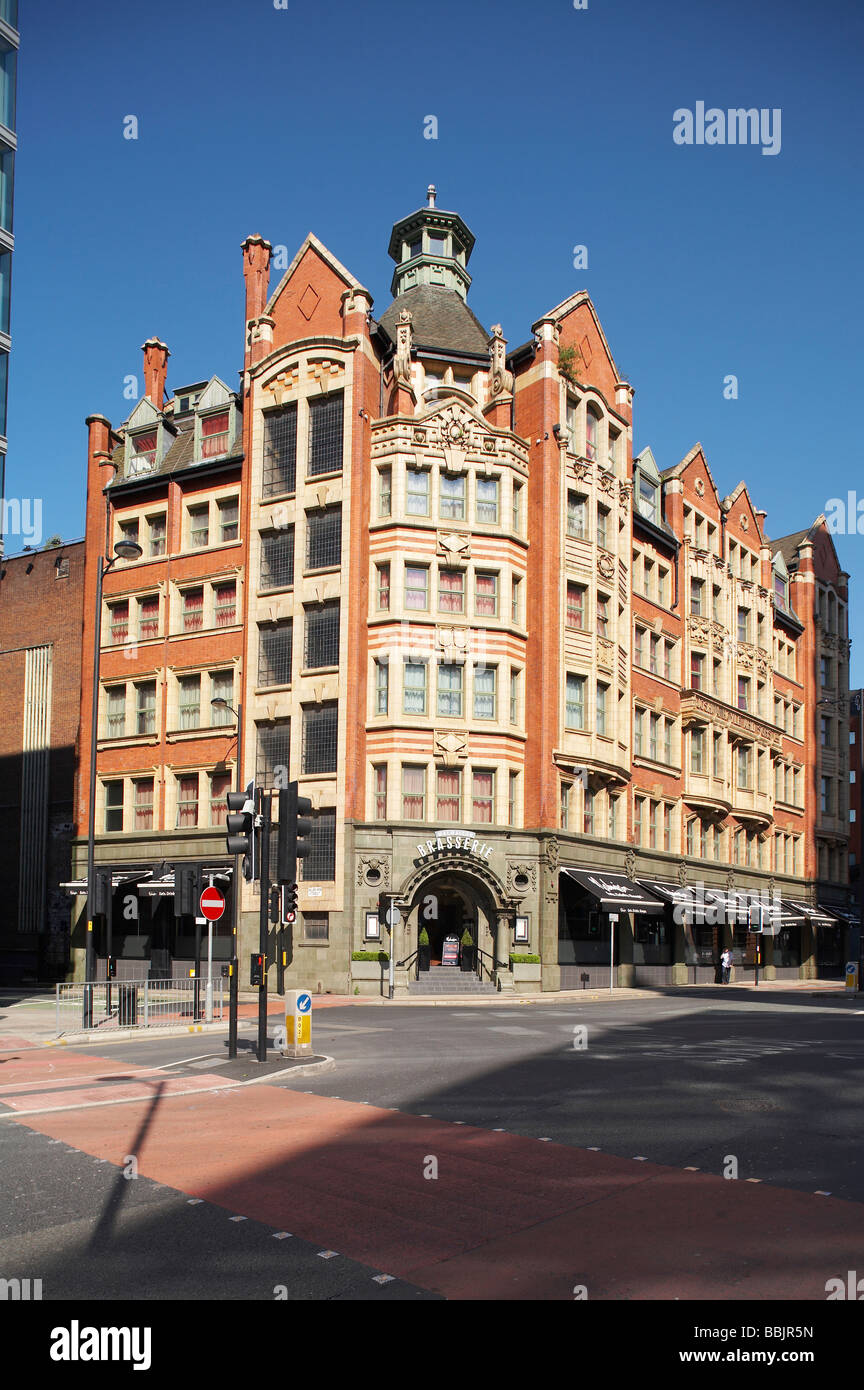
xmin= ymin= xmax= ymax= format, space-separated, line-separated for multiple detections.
xmin=0 ymin=540 xmax=83 ymax=981
xmin=69 ymin=189 xmax=855 ymax=990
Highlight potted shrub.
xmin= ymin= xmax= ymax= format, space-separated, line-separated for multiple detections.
xmin=460 ymin=929 xmax=475 ymax=973
xmin=418 ymin=927 xmax=431 ymax=972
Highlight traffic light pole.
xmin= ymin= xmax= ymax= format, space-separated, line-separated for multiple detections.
xmin=257 ymin=789 xmax=272 ymax=1063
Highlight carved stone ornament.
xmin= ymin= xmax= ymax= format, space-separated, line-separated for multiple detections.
xmin=356 ymin=856 xmax=391 ymax=889
xmin=506 ymin=861 xmax=537 ymax=895
xmin=625 ymin=849 xmax=637 ymax=879
xmin=437 ymin=531 xmax=471 ymax=563
xmin=572 ymin=461 xmax=592 ymax=484
xmin=695 ymin=477 xmax=705 ymax=497
xmin=436 ymin=625 xmax=469 ymax=654
xmin=412 ymin=427 xmax=427 ymax=445
xmin=597 ymin=552 xmax=616 ymax=581
xmin=393 ymin=309 xmax=413 ymax=386
xmin=677 ymin=861 xmax=689 ymax=887
xmin=598 ymin=469 xmax=616 ymax=496
xmin=740 ymin=514 xmax=749 ymax=531
xmin=434 ymin=730 xmax=468 ymax=766
xmin=545 ymin=837 xmax=560 ymax=871
xmin=689 ymin=615 xmax=710 ymax=643
xmin=488 ymin=325 xmax=514 ymax=399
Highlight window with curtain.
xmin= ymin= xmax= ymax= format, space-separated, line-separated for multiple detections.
xmin=376 ymin=563 xmax=390 ymax=610
xmin=218 ymin=497 xmax=239 ymax=542
xmin=129 ymin=431 xmax=157 ymax=475
xmin=439 ymin=473 xmax=465 ymax=520
xmin=406 ymin=467 xmax=429 ymax=516
xmin=567 ymin=582 xmax=585 ymax=629
xmin=136 ymin=681 xmax=156 ymax=736
xmin=475 ymin=572 xmax=498 ymax=618
xmin=263 ymin=404 xmax=297 ymax=496
xmin=437 ymin=663 xmax=463 ymax=718
xmin=147 ymin=513 xmax=166 ymax=557
xmin=405 ymin=565 xmax=428 ymax=610
xmin=510 ymin=669 xmax=520 ymax=724
xmin=201 ymin=411 xmax=230 ymax=459
xmin=109 ymin=600 xmax=129 ymax=645
xmin=379 ymin=467 xmax=391 ymax=517
xmin=596 ymin=683 xmax=608 ymax=736
xmin=565 ymin=674 xmax=585 ymax=729
xmin=476 ymin=477 xmax=499 ymax=525
xmin=472 ymin=770 xmax=494 ymax=823
xmin=209 ymin=773 xmax=232 ymax=825
xmin=106 ymin=686 xmax=126 ymax=738
xmin=178 ymin=676 xmax=201 ymax=730
xmin=188 ymin=505 xmax=209 ymax=548
xmin=403 ymin=662 xmax=427 ymax=715
xmin=436 ymin=769 xmax=461 ymax=821
xmin=373 ymin=765 xmax=387 ymax=820
xmin=177 ymin=774 xmax=199 ymax=828
xmin=402 ymin=766 xmax=425 ymax=819
xmin=375 ymin=659 xmax=388 ymax=715
xmin=567 ymin=491 xmax=587 ymax=538
xmin=585 ymin=409 xmax=599 ymax=461
xmin=438 ymin=568 xmax=464 ymax=614
xmin=134 ymin=779 xmax=154 ymax=831
xmin=210 ymin=672 xmax=233 ymax=724
xmin=138 ymin=595 xmax=159 ymax=641
xmin=215 ymin=582 xmax=237 ymax=627
xmin=182 ymin=588 xmax=204 ymax=632
xmin=473 ymin=666 xmax=496 ymax=720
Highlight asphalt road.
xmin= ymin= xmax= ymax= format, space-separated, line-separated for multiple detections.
xmin=58 ymin=992 xmax=864 ymax=1200
xmin=2 ymin=993 xmax=862 ymax=1301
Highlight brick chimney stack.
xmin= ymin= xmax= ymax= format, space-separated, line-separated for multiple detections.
xmin=141 ymin=336 xmax=170 ymax=407
xmin=241 ymin=235 xmax=273 ymax=324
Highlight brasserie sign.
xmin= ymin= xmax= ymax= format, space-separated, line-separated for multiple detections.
xmin=416 ymin=829 xmax=493 ymax=862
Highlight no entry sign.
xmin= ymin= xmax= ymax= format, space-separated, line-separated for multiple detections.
xmin=200 ymin=886 xmax=226 ymax=921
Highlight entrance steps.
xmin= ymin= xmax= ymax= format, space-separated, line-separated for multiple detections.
xmin=408 ymin=966 xmax=498 ymax=996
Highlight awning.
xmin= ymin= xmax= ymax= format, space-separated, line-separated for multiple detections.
xmin=139 ymin=866 xmax=233 ymax=897
xmin=817 ymin=904 xmax=858 ymax=926
xmin=60 ymin=870 xmax=153 ymax=896
xmin=562 ymin=869 xmax=664 ymax=914
xmin=637 ymin=879 xmax=728 ymax=919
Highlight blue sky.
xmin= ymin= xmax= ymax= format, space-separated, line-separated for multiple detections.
xmin=8 ymin=0 xmax=864 ymax=675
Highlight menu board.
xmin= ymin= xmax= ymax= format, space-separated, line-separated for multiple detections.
xmin=441 ymin=936 xmax=459 ymax=966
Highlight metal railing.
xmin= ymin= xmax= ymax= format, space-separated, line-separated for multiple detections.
xmin=55 ymin=976 xmax=226 ymax=1037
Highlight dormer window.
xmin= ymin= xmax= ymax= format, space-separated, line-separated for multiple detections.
xmin=129 ymin=431 xmax=157 ymax=476
xmin=201 ymin=411 xmax=230 ymax=459
xmin=774 ymin=574 xmax=787 ymax=605
xmin=637 ymin=475 xmax=659 ymax=524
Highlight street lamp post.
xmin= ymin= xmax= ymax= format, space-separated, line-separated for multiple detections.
xmin=211 ymin=696 xmax=243 ymax=1058
xmin=84 ymin=540 xmax=143 ymax=999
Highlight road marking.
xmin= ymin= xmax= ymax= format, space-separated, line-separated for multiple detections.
xmin=373 ymin=1274 xmax=395 ymax=1284
xmin=229 ymin=1215 xmax=247 ymax=1222
xmin=318 ymin=1250 xmax=338 ymax=1259
xmin=488 ymin=1026 xmax=547 ymax=1036
xmin=273 ymin=1232 xmax=293 ymax=1239
xmin=187 ymin=1199 xmax=203 ymax=1205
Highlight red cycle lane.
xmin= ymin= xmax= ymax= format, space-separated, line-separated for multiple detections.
xmin=7 ymin=1077 xmax=864 ymax=1300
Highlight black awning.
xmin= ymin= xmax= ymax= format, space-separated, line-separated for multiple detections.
xmin=562 ymin=869 xmax=664 ymax=914
xmin=817 ymin=904 xmax=858 ymax=926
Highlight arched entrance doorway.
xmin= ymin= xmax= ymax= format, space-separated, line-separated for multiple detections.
xmin=408 ymin=869 xmax=498 ymax=979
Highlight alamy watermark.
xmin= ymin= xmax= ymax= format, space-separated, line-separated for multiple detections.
xmin=673 ymin=103 xmax=781 ymax=157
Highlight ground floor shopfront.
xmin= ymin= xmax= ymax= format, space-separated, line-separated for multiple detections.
xmin=66 ymin=824 xmax=858 ymax=993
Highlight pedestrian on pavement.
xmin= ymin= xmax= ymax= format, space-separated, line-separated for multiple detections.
xmin=720 ymin=948 xmax=732 ymax=985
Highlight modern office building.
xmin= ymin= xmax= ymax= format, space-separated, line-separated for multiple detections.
xmin=69 ymin=189 xmax=856 ymax=991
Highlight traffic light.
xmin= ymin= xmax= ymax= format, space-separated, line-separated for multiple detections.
xmin=250 ymin=952 xmax=264 ymax=987
xmin=174 ymin=864 xmax=201 ymax=918
xmin=277 ymin=782 xmax=313 ymax=886
xmin=283 ymin=880 xmax=298 ymax=925
xmin=226 ymin=781 xmax=256 ymax=880
xmin=107 ymin=956 xmax=117 ymax=979
xmin=748 ymin=904 xmax=764 ymax=934
xmin=92 ymin=867 xmax=112 ymax=917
